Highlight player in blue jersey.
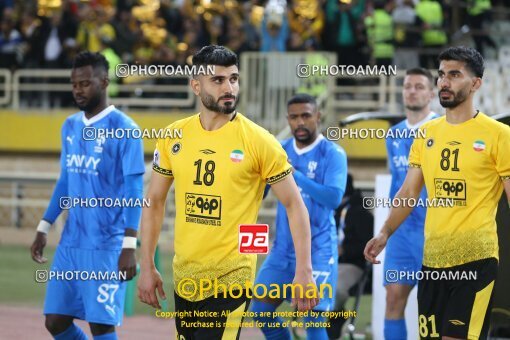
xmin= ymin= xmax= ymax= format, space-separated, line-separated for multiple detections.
xmin=383 ymin=68 xmax=437 ymax=340
xmin=251 ymin=94 xmax=348 ymax=340
xmin=30 ymin=52 xmax=145 ymax=340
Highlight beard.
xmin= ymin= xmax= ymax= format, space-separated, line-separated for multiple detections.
xmin=200 ymin=92 xmax=238 ymax=114
xmin=439 ymin=88 xmax=469 ymax=108
xmin=405 ymin=103 xmax=426 ymax=111
xmin=293 ymin=127 xmax=314 ymax=144
xmin=76 ymin=93 xmax=101 ymax=113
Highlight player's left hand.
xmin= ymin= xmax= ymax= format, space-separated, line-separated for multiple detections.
xmin=118 ymin=249 xmax=137 ymax=281
xmin=30 ymin=232 xmax=47 ymax=264
xmin=363 ymin=232 xmax=388 ymax=264
xmin=291 ymin=269 xmax=320 ymax=311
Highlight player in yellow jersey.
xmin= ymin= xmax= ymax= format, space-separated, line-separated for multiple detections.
xmin=137 ymin=45 xmax=318 ymax=340
xmin=364 ymin=46 xmax=510 ymax=339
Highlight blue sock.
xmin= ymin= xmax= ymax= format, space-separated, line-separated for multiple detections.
xmin=384 ymin=319 xmax=406 ymax=340
xmin=250 ymin=300 xmax=291 ymax=340
xmin=304 ymin=314 xmax=328 ymax=340
xmin=54 ymin=323 xmax=87 ymax=340
xmin=93 ymin=331 xmax=118 ymax=340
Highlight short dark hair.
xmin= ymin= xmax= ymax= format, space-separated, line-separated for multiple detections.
xmin=73 ymin=51 xmax=109 ymax=74
xmin=192 ymin=45 xmax=238 ymax=68
xmin=438 ymin=46 xmax=484 ymax=78
xmin=406 ymin=67 xmax=434 ymax=88
xmin=287 ymin=93 xmax=317 ymax=109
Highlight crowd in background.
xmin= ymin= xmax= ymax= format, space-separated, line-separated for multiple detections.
xmin=0 ymin=0 xmax=509 ymax=73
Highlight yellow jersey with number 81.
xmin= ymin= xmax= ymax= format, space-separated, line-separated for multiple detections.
xmin=409 ymin=112 xmax=510 ymax=268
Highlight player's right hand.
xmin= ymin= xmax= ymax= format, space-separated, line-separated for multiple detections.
xmin=30 ymin=232 xmax=47 ymax=264
xmin=137 ymin=266 xmax=166 ymax=309
xmin=363 ymin=232 xmax=388 ymax=264
xmin=291 ymin=269 xmax=320 ymax=311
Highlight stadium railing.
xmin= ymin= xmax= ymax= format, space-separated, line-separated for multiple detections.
xmin=0 ymin=171 xmax=64 ymax=230
xmin=0 ymin=69 xmax=11 ymax=106
xmin=2 ymin=49 xmax=510 ymax=128
xmin=240 ymin=51 xmax=510 ymax=132
xmin=8 ymin=69 xmax=195 ymax=111
xmin=0 ymin=164 xmax=373 ymax=231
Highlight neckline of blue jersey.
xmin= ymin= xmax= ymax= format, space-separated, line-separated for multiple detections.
xmin=292 ymin=134 xmax=324 ymax=155
xmin=405 ymin=111 xmax=437 ymax=129
xmin=81 ymin=105 xmax=116 ymax=126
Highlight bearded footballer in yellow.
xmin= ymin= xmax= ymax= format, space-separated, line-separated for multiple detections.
xmin=364 ymin=46 xmax=510 ymax=339
xmin=137 ymin=45 xmax=318 ymax=340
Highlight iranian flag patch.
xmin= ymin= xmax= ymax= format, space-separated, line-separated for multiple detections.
xmin=473 ymin=140 xmax=485 ymax=152
xmin=230 ymin=149 xmax=244 ymax=162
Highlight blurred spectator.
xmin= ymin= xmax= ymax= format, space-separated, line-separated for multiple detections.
xmin=260 ymin=0 xmax=289 ymax=52
xmin=328 ymin=174 xmax=373 ymax=339
xmin=182 ymin=17 xmax=209 ymax=51
xmin=288 ymin=31 xmax=305 ymax=51
xmin=467 ymin=0 xmax=497 ymax=57
xmin=76 ymin=7 xmax=115 ymax=53
xmin=240 ymin=2 xmax=260 ymax=51
xmin=17 ymin=9 xmax=42 ymax=107
xmin=364 ymin=0 xmax=395 ymax=66
xmin=4 ymin=0 xmax=509 ymax=74
xmin=111 ymin=7 xmax=141 ymax=63
xmin=228 ymin=30 xmax=252 ymax=55
xmin=19 ymin=11 xmax=43 ymax=68
xmin=323 ymin=0 xmax=366 ymax=66
xmin=61 ymin=0 xmax=80 ymax=24
xmin=99 ymin=37 xmax=121 ymax=98
xmin=116 ymin=0 xmax=138 ymax=12
xmin=133 ymin=37 xmax=154 ymax=65
xmin=39 ymin=11 xmax=77 ymax=68
xmin=415 ymin=0 xmax=447 ymax=68
xmin=152 ymin=41 xmax=176 ymax=66
xmin=0 ymin=15 xmax=22 ymax=70
xmin=288 ymin=0 xmax=323 ymax=51
xmin=205 ymin=15 xmax=228 ymax=46
xmin=159 ymin=0 xmax=184 ymax=39
xmin=36 ymin=11 xmax=77 ymax=107
xmin=392 ymin=0 xmax=421 ymax=69
xmin=0 ymin=0 xmax=13 ymax=22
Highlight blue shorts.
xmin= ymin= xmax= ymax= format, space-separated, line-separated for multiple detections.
xmin=383 ymin=224 xmax=424 ymax=286
xmin=43 ymin=246 xmax=126 ymax=326
xmin=254 ymin=252 xmax=337 ymax=311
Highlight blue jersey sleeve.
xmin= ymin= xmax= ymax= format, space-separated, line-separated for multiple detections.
xmin=292 ymin=145 xmax=348 ymax=210
xmin=293 ymin=171 xmax=343 ymax=209
xmin=43 ymin=121 xmax=69 ymax=223
xmin=120 ymin=122 xmax=145 ymax=176
xmin=43 ymin=172 xmax=68 ymax=223
xmin=119 ymin=120 xmax=145 ymax=231
xmin=123 ymin=173 xmax=143 ymax=231
xmin=324 ymin=145 xmax=348 ymax=206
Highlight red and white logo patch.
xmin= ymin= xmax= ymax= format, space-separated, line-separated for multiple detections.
xmin=238 ymin=224 xmax=269 ymax=254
